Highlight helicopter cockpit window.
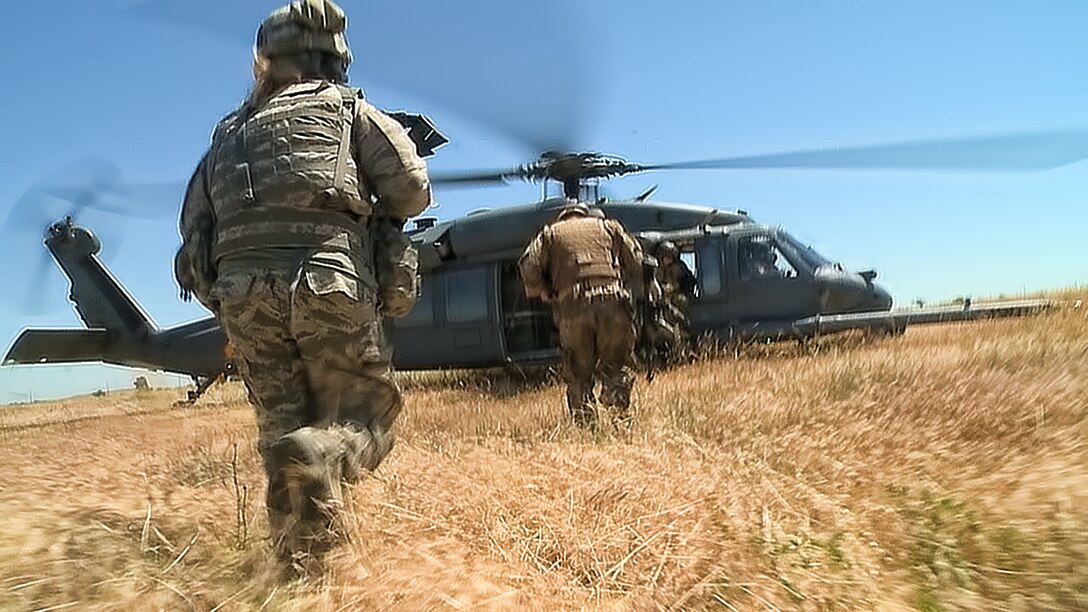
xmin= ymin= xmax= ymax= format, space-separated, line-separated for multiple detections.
xmin=445 ymin=268 xmax=490 ymax=323
xmin=781 ymin=233 xmax=831 ymax=271
xmin=738 ymin=236 xmax=799 ymax=281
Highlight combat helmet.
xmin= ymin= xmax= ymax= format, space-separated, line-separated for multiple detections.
xmin=256 ymin=0 xmax=352 ymax=65
xmin=657 ymin=240 xmax=679 ymax=259
xmin=555 ymin=202 xmax=591 ymax=221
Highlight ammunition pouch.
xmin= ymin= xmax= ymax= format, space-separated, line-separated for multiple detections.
xmin=177 ymin=221 xmax=219 ymax=312
xmin=371 ymin=216 xmax=420 ymax=318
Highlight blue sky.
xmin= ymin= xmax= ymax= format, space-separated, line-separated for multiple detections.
xmin=2 ymin=0 xmax=1086 ymax=401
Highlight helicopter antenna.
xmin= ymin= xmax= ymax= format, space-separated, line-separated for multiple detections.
xmin=697 ymin=209 xmax=720 ymax=227
xmin=634 ymin=184 xmax=659 ymax=202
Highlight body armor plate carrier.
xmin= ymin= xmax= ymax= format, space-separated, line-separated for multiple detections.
xmin=208 ymin=81 xmax=370 ymax=261
xmin=546 ymin=217 xmax=626 ymax=302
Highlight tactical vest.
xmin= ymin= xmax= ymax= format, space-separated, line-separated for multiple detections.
xmin=208 ymin=81 xmax=370 ymax=261
xmin=546 ymin=217 xmax=624 ymax=301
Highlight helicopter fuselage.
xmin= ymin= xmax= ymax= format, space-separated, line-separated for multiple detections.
xmin=391 ymin=198 xmax=892 ymax=369
xmin=6 ymin=199 xmax=895 ymax=378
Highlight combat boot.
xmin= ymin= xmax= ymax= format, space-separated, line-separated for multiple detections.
xmin=566 ymin=388 xmax=598 ymax=428
xmin=335 ymin=424 xmax=395 ymax=482
xmin=266 ymin=427 xmax=347 ymax=570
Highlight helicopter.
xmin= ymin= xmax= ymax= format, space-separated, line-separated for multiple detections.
xmin=2 ymin=138 xmax=1061 ymax=401
xmin=2 ymin=2 xmax=1080 ymax=398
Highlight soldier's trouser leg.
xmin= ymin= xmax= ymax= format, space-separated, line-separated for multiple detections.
xmin=662 ymin=299 xmax=692 ymax=361
xmin=595 ymin=299 xmax=636 ymax=422
xmin=213 ymin=272 xmax=319 ymax=561
xmin=214 ymin=270 xmax=400 ymax=564
xmin=555 ymin=306 xmax=597 ymax=426
xmin=267 ymin=277 xmax=400 ymax=561
xmin=291 ymin=282 xmax=401 ymax=482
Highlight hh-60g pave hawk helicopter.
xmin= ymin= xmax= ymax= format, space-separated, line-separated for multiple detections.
xmin=3 ymin=127 xmax=1073 ymax=401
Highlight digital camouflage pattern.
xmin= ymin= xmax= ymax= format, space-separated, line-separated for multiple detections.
xmin=173 ymin=153 xmax=217 ymax=311
xmin=174 ymin=0 xmax=430 ymax=569
xmin=207 ymin=81 xmax=369 ymax=238
xmin=177 ymin=82 xmax=430 ymax=312
xmin=651 ymin=243 xmax=697 ymax=361
xmin=371 ymin=215 xmax=420 ymax=318
xmin=519 ymin=208 xmax=645 ymax=425
xmin=210 ymin=262 xmax=400 ymax=559
xmin=257 ymin=0 xmax=352 ymax=62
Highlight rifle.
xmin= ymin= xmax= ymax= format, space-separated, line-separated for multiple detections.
xmin=386 ymin=111 xmax=449 ymax=158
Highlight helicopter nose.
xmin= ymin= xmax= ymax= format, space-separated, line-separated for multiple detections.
xmin=868 ymin=282 xmax=893 ymax=311
xmin=816 ymin=266 xmax=893 ymax=313
xmin=851 ymin=270 xmax=892 ymax=311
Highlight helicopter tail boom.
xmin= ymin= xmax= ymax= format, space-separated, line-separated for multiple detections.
xmin=43 ymin=218 xmax=158 ymax=337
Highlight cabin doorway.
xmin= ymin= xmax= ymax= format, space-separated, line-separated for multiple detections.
xmin=500 ymin=262 xmax=559 ymax=360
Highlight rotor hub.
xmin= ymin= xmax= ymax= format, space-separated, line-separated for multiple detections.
xmin=524 ymin=152 xmax=639 ymax=198
xmin=47 ymin=216 xmax=76 ymax=241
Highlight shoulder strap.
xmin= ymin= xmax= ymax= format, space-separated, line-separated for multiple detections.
xmin=332 ymin=85 xmax=358 ymax=191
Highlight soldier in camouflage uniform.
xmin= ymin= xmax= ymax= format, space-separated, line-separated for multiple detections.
xmin=655 ymin=241 xmax=696 ymax=313
xmin=654 ymin=241 xmax=697 ymax=357
xmin=174 ymin=0 xmax=430 ymax=570
xmin=519 ymin=203 xmax=645 ymax=427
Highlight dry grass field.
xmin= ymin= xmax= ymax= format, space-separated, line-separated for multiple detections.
xmin=1 ymin=292 xmax=1086 ymax=611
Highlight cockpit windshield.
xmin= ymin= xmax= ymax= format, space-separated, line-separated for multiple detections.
xmin=780 ymin=232 xmax=833 ymax=271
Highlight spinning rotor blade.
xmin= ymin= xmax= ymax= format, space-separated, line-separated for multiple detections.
xmin=0 ymin=189 xmax=79 ymax=316
xmin=429 ymin=168 xmax=527 ymax=187
xmin=21 ymin=248 xmax=57 ymax=316
xmin=0 ymin=158 xmax=170 ymax=315
xmin=7 ymin=158 xmax=179 ymax=223
xmin=44 ymin=181 xmax=181 ymax=220
xmin=127 ymin=0 xmax=593 ymax=155
xmin=640 ymin=129 xmax=1088 ymax=173
xmin=429 ymin=128 xmax=1088 ymax=194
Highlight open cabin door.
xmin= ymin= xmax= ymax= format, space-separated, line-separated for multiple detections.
xmin=500 ymin=262 xmax=559 ymax=362
xmin=681 ymin=234 xmax=729 ymax=334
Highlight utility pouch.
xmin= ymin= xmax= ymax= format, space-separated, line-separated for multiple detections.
xmin=372 ymin=216 xmax=420 ymax=318
xmin=176 ymin=222 xmax=219 ymax=312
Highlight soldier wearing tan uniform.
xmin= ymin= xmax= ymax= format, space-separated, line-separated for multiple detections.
xmin=174 ymin=0 xmax=430 ymax=571
xmin=519 ymin=204 xmax=645 ymax=426
xmin=654 ymin=241 xmax=697 ymax=356
xmin=655 ymin=241 xmax=696 ymax=313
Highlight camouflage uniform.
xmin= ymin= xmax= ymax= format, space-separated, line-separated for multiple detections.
xmin=655 ymin=242 xmax=697 ymax=316
xmin=519 ymin=205 xmax=644 ymax=426
xmin=653 ymin=243 xmax=697 ymax=361
xmin=174 ymin=0 xmax=429 ymax=565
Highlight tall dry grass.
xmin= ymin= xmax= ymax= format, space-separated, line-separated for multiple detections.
xmin=1 ymin=292 xmax=1085 ymax=610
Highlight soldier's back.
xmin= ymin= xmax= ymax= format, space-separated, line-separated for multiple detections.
xmin=546 ymin=217 xmax=622 ymax=299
